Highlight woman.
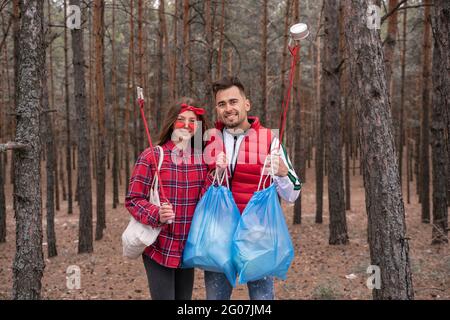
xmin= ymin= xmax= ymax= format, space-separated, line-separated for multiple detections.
xmin=125 ymin=97 xmax=210 ymax=300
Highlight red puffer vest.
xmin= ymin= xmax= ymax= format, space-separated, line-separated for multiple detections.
xmin=207 ymin=116 xmax=273 ymax=213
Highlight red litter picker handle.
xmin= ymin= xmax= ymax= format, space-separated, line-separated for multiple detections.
xmin=277 ymin=23 xmax=309 ymax=152
xmin=136 ymin=87 xmax=169 ymax=205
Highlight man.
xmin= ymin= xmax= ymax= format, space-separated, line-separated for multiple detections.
xmin=204 ymin=76 xmax=302 ymax=300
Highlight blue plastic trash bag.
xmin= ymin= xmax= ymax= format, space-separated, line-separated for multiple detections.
xmin=183 ymin=184 xmax=241 ymax=286
xmin=232 ymin=183 xmax=294 ymax=284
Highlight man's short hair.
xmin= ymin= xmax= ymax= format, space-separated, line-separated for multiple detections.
xmin=212 ymin=76 xmax=246 ymax=99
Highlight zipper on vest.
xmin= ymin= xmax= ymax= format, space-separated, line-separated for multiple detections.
xmin=230 ymin=135 xmax=238 ymax=178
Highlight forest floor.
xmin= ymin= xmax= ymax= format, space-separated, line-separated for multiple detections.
xmin=0 ymin=161 xmax=449 ymax=300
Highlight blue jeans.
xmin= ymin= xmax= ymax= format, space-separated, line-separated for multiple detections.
xmin=204 ymin=271 xmax=274 ymax=300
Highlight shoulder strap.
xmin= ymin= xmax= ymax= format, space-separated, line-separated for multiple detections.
xmin=156 ymin=146 xmax=163 ymax=171
xmin=151 ymin=146 xmax=164 ymax=191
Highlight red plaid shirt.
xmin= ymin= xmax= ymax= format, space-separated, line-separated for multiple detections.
xmin=125 ymin=140 xmax=210 ymax=268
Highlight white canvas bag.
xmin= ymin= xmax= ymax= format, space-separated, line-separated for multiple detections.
xmin=122 ymin=146 xmax=164 ymax=259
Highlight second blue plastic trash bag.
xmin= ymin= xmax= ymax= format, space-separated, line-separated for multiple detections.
xmin=232 ymin=183 xmax=295 ymax=284
xmin=182 ymin=182 xmax=241 ymax=286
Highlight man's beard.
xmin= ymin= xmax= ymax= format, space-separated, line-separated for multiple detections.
xmin=223 ymin=114 xmax=244 ymax=128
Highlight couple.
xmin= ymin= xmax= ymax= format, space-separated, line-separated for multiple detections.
xmin=125 ymin=76 xmax=302 ymax=300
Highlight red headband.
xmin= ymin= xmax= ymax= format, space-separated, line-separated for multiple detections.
xmin=180 ymin=103 xmax=205 ymax=116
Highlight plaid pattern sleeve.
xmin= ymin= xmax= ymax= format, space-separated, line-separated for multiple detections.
xmin=125 ymin=147 xmax=163 ymax=229
xmin=126 ymin=141 xmax=208 ymax=268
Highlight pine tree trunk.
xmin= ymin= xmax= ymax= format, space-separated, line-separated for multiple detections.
xmin=280 ymin=0 xmax=292 ymax=117
xmin=0 ymin=152 xmax=5 ymax=243
xmin=0 ymin=29 xmax=6 ymax=243
xmin=182 ymin=0 xmax=190 ymax=96
xmin=343 ymin=0 xmax=414 ymax=299
xmin=292 ymin=0 xmax=302 ymax=225
xmin=399 ymin=7 xmax=407 ymax=191
xmin=420 ymin=0 xmax=432 ymax=223
xmin=124 ymin=0 xmax=134 ymax=197
xmin=383 ymin=0 xmax=398 ymax=90
xmin=315 ymin=10 xmax=324 ymax=224
xmin=324 ymin=0 xmax=348 ymax=244
xmin=156 ymin=0 xmax=163 ymax=128
xmin=159 ymin=0 xmax=174 ymax=102
xmin=94 ymin=0 xmax=106 ymax=241
xmin=12 ymin=0 xmax=45 ymax=299
xmin=47 ymin=0 xmax=59 ymax=212
xmin=11 ymin=0 xmax=19 ymax=188
xmin=64 ymin=0 xmax=73 ymax=215
xmin=71 ymin=0 xmax=93 ymax=253
xmin=173 ymin=0 xmax=179 ymax=98
xmin=430 ymin=0 xmax=449 ymax=244
xmin=42 ymin=22 xmax=57 ymax=257
xmin=204 ymin=0 xmax=213 ymax=107
xmin=261 ymin=0 xmax=268 ymax=126
xmin=341 ymin=2 xmax=351 ymax=211
xmin=59 ymin=151 xmax=67 ymax=201
xmin=136 ymin=0 xmax=144 ymax=154
xmin=111 ymin=0 xmax=119 ymax=209
xmin=216 ymin=0 xmax=225 ymax=80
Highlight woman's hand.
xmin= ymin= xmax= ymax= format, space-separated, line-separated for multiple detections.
xmin=159 ymin=203 xmax=175 ymax=224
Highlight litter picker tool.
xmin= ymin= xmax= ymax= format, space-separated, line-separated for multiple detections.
xmin=276 ymin=23 xmax=309 ymax=153
xmin=136 ymin=87 xmax=172 ymax=222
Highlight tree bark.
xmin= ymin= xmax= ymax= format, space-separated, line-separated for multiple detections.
xmin=324 ymin=0 xmax=348 ymax=244
xmin=111 ymin=0 xmax=119 ymax=209
xmin=430 ymin=0 xmax=449 ymax=244
xmin=70 ymin=0 xmax=93 ymax=253
xmin=343 ymin=0 xmax=414 ymax=300
xmin=42 ymin=14 xmax=57 ymax=257
xmin=124 ymin=0 xmax=134 ymax=196
xmin=315 ymin=7 xmax=324 ymax=224
xmin=0 ymin=151 xmax=5 ymax=243
xmin=204 ymin=0 xmax=213 ymax=107
xmin=261 ymin=0 xmax=268 ymax=126
xmin=182 ymin=0 xmax=190 ymax=96
xmin=156 ymin=0 xmax=163 ymax=128
xmin=420 ymin=0 xmax=432 ymax=223
xmin=12 ymin=0 xmax=45 ymax=299
xmin=94 ymin=0 xmax=106 ymax=241
xmin=292 ymin=0 xmax=302 ymax=225
xmin=399 ymin=7 xmax=407 ymax=192
xmin=47 ymin=0 xmax=59 ymax=212
xmin=136 ymin=0 xmax=144 ymax=154
xmin=64 ymin=0 xmax=73 ymax=215
xmin=216 ymin=0 xmax=225 ymax=80
xmin=383 ymin=0 xmax=399 ymax=90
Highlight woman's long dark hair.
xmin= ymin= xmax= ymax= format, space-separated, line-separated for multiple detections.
xmin=157 ymin=97 xmax=210 ymax=150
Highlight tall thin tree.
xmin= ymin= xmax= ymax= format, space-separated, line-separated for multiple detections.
xmin=12 ymin=0 xmax=45 ymax=299
xmin=324 ymin=0 xmax=348 ymax=244
xmin=420 ymin=0 xmax=432 ymax=223
xmin=42 ymin=3 xmax=57 ymax=257
xmin=70 ymin=0 xmax=93 ymax=253
xmin=94 ymin=0 xmax=106 ymax=240
xmin=64 ymin=0 xmax=73 ymax=215
xmin=430 ymin=0 xmax=449 ymax=244
xmin=261 ymin=0 xmax=268 ymax=125
xmin=344 ymin=0 xmax=414 ymax=299
xmin=111 ymin=0 xmax=119 ymax=209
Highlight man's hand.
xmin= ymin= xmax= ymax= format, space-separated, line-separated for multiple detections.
xmin=216 ymin=151 xmax=228 ymax=174
xmin=159 ymin=203 xmax=175 ymax=224
xmin=263 ymin=154 xmax=288 ymax=177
